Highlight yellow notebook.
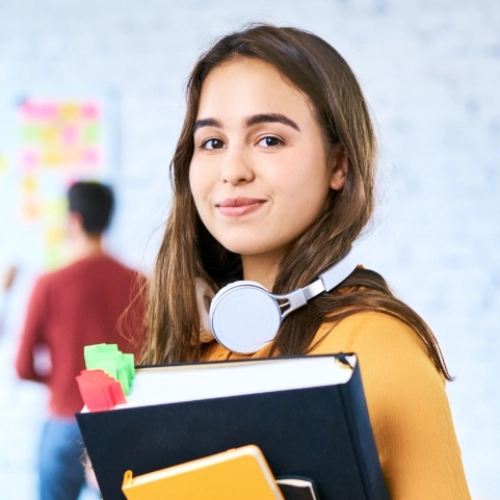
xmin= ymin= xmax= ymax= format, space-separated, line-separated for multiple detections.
xmin=121 ymin=444 xmax=285 ymax=500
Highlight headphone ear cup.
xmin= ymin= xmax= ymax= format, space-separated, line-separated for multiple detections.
xmin=205 ymin=254 xmax=356 ymax=353
xmin=210 ymin=283 xmax=282 ymax=354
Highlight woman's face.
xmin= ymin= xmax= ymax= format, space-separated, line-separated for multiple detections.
xmin=189 ymin=58 xmax=345 ymax=264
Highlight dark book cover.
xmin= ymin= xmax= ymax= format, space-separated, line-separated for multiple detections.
xmin=77 ymin=355 xmax=389 ymax=500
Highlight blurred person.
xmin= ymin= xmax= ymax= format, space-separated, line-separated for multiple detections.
xmin=16 ymin=181 xmax=145 ymax=500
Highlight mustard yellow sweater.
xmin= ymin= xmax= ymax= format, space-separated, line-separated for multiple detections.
xmin=202 ymin=312 xmax=471 ymax=500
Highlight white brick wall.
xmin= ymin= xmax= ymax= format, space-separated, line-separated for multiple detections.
xmin=0 ymin=1 xmax=498 ymax=498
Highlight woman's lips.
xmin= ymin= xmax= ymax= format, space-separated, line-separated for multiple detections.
xmin=216 ymin=197 xmax=267 ymax=216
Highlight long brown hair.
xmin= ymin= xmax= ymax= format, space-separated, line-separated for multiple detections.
xmin=143 ymin=24 xmax=451 ymax=379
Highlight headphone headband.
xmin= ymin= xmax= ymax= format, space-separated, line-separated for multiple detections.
xmin=209 ymin=252 xmax=357 ymax=354
xmin=277 ymin=251 xmax=357 ymax=318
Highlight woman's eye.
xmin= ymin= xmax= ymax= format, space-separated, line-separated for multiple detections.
xmin=258 ymin=136 xmax=282 ymax=147
xmin=202 ymin=138 xmax=224 ymax=150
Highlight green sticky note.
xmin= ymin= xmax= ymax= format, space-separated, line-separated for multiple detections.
xmin=83 ymin=344 xmax=135 ymax=396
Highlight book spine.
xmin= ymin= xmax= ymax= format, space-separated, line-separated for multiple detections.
xmin=338 ymin=361 xmax=390 ymax=500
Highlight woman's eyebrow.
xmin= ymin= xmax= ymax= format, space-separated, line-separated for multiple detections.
xmin=192 ymin=113 xmax=300 ymax=134
xmin=192 ymin=118 xmax=222 ymax=134
xmin=245 ymin=113 xmax=300 ymax=131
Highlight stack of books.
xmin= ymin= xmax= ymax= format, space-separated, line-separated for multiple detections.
xmin=76 ymin=353 xmax=389 ymax=500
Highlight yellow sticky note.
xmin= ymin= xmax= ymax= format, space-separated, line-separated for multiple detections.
xmin=60 ymin=103 xmax=80 ymax=121
xmin=22 ymin=175 xmax=38 ymax=192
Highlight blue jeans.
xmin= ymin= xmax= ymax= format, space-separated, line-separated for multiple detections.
xmin=38 ymin=418 xmax=86 ymax=500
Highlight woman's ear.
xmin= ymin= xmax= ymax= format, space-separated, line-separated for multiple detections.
xmin=329 ymin=148 xmax=348 ymax=191
xmin=195 ymin=278 xmax=216 ymax=344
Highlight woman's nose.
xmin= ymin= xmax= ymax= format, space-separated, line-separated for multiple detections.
xmin=220 ymin=146 xmax=255 ymax=185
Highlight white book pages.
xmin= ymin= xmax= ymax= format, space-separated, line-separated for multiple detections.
xmin=109 ymin=354 xmax=356 ymax=410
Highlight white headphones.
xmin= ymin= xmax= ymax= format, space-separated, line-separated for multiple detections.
xmin=207 ymin=253 xmax=357 ymax=354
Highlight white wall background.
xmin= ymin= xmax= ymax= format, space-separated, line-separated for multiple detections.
xmin=0 ymin=0 xmax=498 ymax=498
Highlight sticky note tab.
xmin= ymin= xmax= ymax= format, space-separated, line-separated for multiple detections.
xmin=76 ymin=369 xmax=126 ymax=412
xmin=83 ymin=344 xmax=135 ymax=396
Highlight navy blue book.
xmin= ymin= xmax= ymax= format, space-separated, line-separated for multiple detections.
xmin=76 ymin=354 xmax=389 ymax=500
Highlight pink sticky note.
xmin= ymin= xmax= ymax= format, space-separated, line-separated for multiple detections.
xmin=20 ymin=101 xmax=35 ymax=119
xmin=82 ymin=148 xmax=99 ymax=165
xmin=76 ymin=369 xmax=126 ymax=411
xmin=82 ymin=104 xmax=99 ymax=120
xmin=63 ymin=125 xmax=78 ymax=145
xmin=21 ymin=150 xmax=39 ymax=169
xmin=21 ymin=101 xmax=56 ymax=121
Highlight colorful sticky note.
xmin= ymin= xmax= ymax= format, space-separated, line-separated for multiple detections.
xmin=84 ymin=344 xmax=135 ymax=396
xmin=76 ymin=369 xmax=126 ymax=412
xmin=83 ymin=124 xmax=99 ymax=144
xmin=44 ymin=226 xmax=65 ymax=246
xmin=22 ymin=175 xmax=38 ymax=192
xmin=60 ymin=103 xmax=80 ymax=121
xmin=21 ymin=150 xmax=39 ymax=169
xmin=43 ymin=198 xmax=67 ymax=218
xmin=41 ymin=125 xmax=58 ymax=145
xmin=82 ymin=148 xmax=99 ymax=165
xmin=42 ymin=149 xmax=63 ymax=166
xmin=62 ymin=125 xmax=78 ymax=145
xmin=20 ymin=199 xmax=40 ymax=222
xmin=22 ymin=124 xmax=40 ymax=143
xmin=38 ymin=103 xmax=57 ymax=121
xmin=82 ymin=103 xmax=99 ymax=120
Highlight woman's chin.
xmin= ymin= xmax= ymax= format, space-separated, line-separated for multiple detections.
xmin=218 ymin=240 xmax=288 ymax=263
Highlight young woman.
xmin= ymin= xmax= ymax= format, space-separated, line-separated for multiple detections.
xmin=143 ymin=25 xmax=471 ymax=499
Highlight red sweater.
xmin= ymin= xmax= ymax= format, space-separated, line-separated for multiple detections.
xmin=16 ymin=255 xmax=146 ymax=418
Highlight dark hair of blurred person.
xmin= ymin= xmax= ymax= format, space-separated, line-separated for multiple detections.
xmin=68 ymin=181 xmax=114 ymax=235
